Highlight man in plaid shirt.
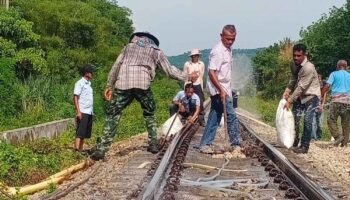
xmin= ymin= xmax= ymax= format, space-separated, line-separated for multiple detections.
xmin=91 ymin=32 xmax=198 ymax=160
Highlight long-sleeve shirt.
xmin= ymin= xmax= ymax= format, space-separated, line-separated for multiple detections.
xmin=183 ymin=61 xmax=205 ymax=87
xmin=287 ymin=58 xmax=321 ymax=104
xmin=107 ymin=42 xmax=188 ymax=90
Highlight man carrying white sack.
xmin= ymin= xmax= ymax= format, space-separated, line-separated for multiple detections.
xmin=282 ymin=44 xmax=321 ymax=154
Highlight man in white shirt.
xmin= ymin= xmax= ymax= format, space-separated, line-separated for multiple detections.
xmin=170 ymin=83 xmax=201 ymax=124
xmin=73 ymin=65 xmax=94 ymax=152
xmin=198 ymin=25 xmax=240 ymax=153
xmin=183 ymin=49 xmax=206 ymax=126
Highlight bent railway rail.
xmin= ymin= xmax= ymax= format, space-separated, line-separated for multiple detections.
xmin=240 ymin=121 xmax=335 ymax=200
xmin=135 ymin=102 xmax=335 ymax=200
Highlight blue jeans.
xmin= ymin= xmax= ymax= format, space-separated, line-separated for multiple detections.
xmin=292 ymin=96 xmax=319 ymax=149
xmin=311 ymin=110 xmax=323 ymax=139
xmin=199 ymin=95 xmax=240 ymax=147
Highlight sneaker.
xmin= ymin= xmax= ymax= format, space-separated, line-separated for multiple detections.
xmin=340 ymin=143 xmax=348 ymax=147
xmin=147 ymin=143 xmax=159 ymax=154
xmin=199 ymin=145 xmax=214 ymax=154
xmin=333 ymin=136 xmax=344 ymax=147
xmin=90 ymin=150 xmax=105 ymax=161
xmin=292 ymin=146 xmax=308 ymax=154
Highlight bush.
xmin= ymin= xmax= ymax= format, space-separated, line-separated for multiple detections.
xmin=0 ymin=58 xmax=22 ymax=117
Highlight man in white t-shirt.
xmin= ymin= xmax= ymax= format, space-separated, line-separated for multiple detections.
xmin=169 ymin=83 xmax=201 ymax=124
xmin=198 ymin=25 xmax=240 ymax=154
xmin=73 ymin=65 xmax=94 ymax=152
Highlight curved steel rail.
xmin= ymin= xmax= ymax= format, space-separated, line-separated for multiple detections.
xmin=239 ymin=118 xmax=336 ymax=200
xmin=139 ymin=100 xmax=210 ymax=200
xmin=139 ymin=101 xmax=335 ymax=200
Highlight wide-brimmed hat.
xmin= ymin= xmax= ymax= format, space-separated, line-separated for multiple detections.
xmin=129 ymin=32 xmax=160 ymax=46
xmin=189 ymin=48 xmax=201 ymax=56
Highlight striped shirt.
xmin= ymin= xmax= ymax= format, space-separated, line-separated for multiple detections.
xmin=107 ymin=42 xmax=188 ymax=90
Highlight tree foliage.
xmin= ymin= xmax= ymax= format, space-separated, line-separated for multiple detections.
xmin=0 ymin=0 xmax=133 ymax=122
xmin=10 ymin=0 xmax=133 ymax=80
xmin=253 ymin=1 xmax=350 ymax=100
xmin=252 ymin=38 xmax=293 ymax=99
xmin=300 ymin=1 xmax=350 ymax=76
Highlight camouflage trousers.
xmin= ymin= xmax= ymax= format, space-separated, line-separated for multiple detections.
xmin=327 ymin=102 xmax=350 ymax=146
xmin=96 ymin=88 xmax=157 ymax=153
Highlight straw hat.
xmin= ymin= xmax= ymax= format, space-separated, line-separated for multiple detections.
xmin=189 ymin=48 xmax=201 ymax=56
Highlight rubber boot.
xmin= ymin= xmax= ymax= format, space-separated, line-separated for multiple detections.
xmin=147 ymin=140 xmax=159 ymax=154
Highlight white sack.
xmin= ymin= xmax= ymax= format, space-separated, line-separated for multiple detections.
xmin=275 ymin=99 xmax=296 ymax=148
xmin=160 ymin=114 xmax=183 ymax=137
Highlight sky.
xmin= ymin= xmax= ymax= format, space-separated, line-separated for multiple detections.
xmin=117 ymin=0 xmax=346 ymax=56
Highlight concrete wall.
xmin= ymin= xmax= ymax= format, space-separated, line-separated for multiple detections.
xmin=0 ymin=118 xmax=75 ymax=145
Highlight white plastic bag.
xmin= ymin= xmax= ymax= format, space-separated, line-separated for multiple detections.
xmin=275 ymin=99 xmax=296 ymax=148
xmin=160 ymin=114 xmax=183 ymax=137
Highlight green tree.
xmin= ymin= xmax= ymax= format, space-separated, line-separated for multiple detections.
xmin=252 ymin=38 xmax=294 ymax=99
xmin=300 ymin=1 xmax=350 ymax=76
xmin=0 ymin=8 xmax=47 ymax=79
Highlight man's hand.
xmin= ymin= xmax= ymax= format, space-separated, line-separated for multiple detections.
xmin=318 ymin=102 xmax=324 ymax=113
xmin=220 ymin=90 xmax=228 ymax=103
xmin=188 ymin=115 xmax=197 ymax=124
xmin=318 ymin=105 xmax=324 ymax=113
xmin=283 ymin=91 xmax=290 ymax=100
xmin=76 ymin=111 xmax=82 ymax=120
xmin=283 ymin=101 xmax=291 ymax=110
xmin=189 ymin=72 xmax=199 ymax=82
xmin=104 ymin=87 xmax=113 ymax=101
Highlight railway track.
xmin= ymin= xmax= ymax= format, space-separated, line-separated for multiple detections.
xmin=132 ymin=104 xmax=335 ymax=200
xmin=38 ymin=101 xmax=338 ymax=200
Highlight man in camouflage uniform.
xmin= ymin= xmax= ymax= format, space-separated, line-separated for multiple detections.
xmin=321 ymin=60 xmax=350 ymax=147
xmin=90 ymin=32 xmax=197 ymax=160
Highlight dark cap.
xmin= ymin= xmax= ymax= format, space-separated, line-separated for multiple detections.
xmin=129 ymin=32 xmax=160 ymax=46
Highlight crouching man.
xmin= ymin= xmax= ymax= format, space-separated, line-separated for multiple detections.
xmin=169 ymin=83 xmax=201 ymax=124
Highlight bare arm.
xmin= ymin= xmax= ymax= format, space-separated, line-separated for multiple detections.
xmin=157 ymin=51 xmax=198 ymax=82
xmin=188 ymin=106 xmax=200 ymax=124
xmin=73 ymin=95 xmax=82 ymax=120
xmin=321 ymin=84 xmax=330 ymax=105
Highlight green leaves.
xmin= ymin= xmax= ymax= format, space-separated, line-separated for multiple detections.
xmin=0 ymin=9 xmax=40 ymax=48
xmin=252 ymin=39 xmax=293 ymax=99
xmin=300 ymin=3 xmax=350 ymax=75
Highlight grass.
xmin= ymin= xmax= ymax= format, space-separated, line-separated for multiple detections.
xmin=238 ymin=95 xmax=278 ymax=125
xmin=0 ymin=75 xmax=182 ymax=188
